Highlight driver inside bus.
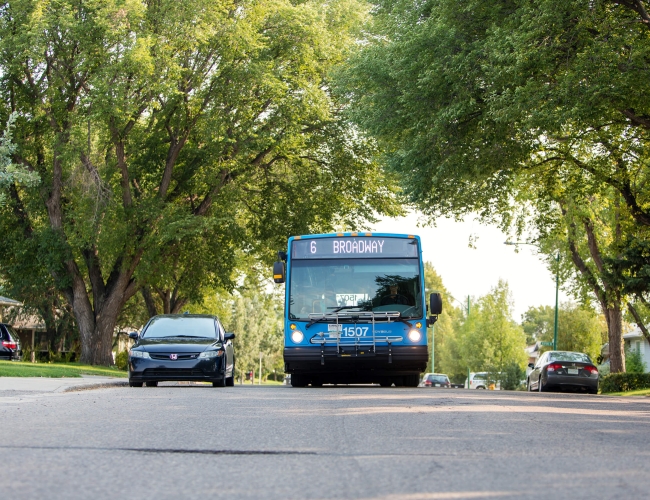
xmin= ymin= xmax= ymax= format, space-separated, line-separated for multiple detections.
xmin=380 ymin=284 xmax=410 ymax=305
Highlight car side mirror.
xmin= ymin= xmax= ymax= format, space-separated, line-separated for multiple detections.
xmin=528 ymin=363 xmax=534 ymax=369
xmin=224 ymin=332 xmax=235 ymax=341
xmin=128 ymin=332 xmax=139 ymax=340
xmin=273 ymin=261 xmax=285 ymax=284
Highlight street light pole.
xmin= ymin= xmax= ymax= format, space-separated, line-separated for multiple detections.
xmin=553 ymin=252 xmax=560 ymax=351
xmin=504 ymin=241 xmax=560 ymax=350
xmin=431 ymin=324 xmax=435 ymax=373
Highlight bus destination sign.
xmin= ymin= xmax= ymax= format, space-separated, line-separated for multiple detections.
xmin=291 ymin=237 xmax=418 ymax=259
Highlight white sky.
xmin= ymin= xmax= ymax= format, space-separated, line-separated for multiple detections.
xmin=372 ymin=212 xmax=570 ymax=322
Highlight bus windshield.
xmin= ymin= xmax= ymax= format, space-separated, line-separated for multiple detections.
xmin=289 ymin=258 xmax=422 ymax=320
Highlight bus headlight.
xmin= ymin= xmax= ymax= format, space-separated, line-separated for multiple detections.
xmin=291 ymin=330 xmax=304 ymax=343
xmin=408 ymin=330 xmax=422 ymax=342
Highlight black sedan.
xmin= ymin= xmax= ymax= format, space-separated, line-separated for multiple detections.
xmin=527 ymin=350 xmax=599 ymax=394
xmin=128 ymin=314 xmax=235 ymax=387
xmin=0 ymin=323 xmax=22 ymax=361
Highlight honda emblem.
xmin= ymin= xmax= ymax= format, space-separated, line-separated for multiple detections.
xmin=170 ymin=353 xmax=178 ymax=360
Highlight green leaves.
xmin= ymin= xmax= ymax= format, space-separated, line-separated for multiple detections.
xmin=0 ymin=113 xmax=40 ymax=205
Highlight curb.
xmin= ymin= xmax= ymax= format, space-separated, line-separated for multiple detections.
xmin=61 ymin=380 xmax=129 ymax=393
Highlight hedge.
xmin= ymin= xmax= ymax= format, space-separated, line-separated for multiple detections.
xmin=599 ymin=373 xmax=650 ymax=393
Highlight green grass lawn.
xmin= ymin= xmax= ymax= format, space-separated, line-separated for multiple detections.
xmin=0 ymin=360 xmax=127 ymax=378
xmin=603 ymin=388 xmax=650 ymax=397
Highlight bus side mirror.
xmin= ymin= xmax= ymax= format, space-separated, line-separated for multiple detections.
xmin=427 ymin=293 xmax=442 ymax=326
xmin=429 ymin=293 xmax=442 ymax=314
xmin=273 ymin=261 xmax=285 ymax=284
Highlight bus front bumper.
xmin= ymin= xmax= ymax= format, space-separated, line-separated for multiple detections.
xmin=284 ymin=345 xmax=428 ymax=376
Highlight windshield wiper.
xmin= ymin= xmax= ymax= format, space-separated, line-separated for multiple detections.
xmin=167 ymin=335 xmax=212 ymax=339
xmin=327 ymin=305 xmax=367 ymax=313
xmin=305 ymin=316 xmax=332 ymax=329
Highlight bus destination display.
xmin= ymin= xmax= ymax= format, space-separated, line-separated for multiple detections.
xmin=291 ymin=237 xmax=418 ymax=259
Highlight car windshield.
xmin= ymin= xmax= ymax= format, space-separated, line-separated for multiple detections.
xmin=143 ymin=317 xmax=216 ymax=339
xmin=289 ymin=258 xmax=422 ymax=320
xmin=429 ymin=375 xmax=448 ymax=383
xmin=549 ymin=352 xmax=592 ymax=363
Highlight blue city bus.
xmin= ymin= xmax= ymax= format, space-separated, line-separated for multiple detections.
xmin=273 ymin=232 xmax=442 ymax=387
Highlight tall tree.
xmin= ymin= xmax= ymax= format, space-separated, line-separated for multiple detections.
xmin=423 ymin=261 xmax=460 ymax=374
xmin=450 ymin=281 xmax=528 ymax=381
xmin=0 ymin=0 xmax=400 ymax=364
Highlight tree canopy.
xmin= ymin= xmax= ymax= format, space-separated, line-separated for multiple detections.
xmin=338 ymin=0 xmax=650 ymax=371
xmin=0 ymin=0 xmax=401 ymax=364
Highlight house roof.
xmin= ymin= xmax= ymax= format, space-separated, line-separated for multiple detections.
xmin=0 ymin=296 xmax=22 ymax=307
xmin=623 ymin=327 xmax=649 ymax=341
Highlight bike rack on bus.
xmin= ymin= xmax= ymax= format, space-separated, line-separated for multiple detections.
xmin=307 ymin=311 xmax=404 ymax=363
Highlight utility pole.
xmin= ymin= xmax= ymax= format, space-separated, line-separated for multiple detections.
xmin=553 ymin=252 xmax=560 ymax=351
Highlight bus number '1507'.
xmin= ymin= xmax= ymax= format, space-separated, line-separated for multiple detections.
xmin=342 ymin=326 xmax=368 ymax=337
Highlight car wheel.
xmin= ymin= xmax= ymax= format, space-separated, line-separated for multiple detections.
xmin=311 ymin=379 xmax=323 ymax=387
xmin=404 ymin=374 xmax=420 ymax=387
xmin=527 ymin=378 xmax=532 ymax=391
xmin=145 ymin=381 xmax=158 ymax=387
xmin=225 ymin=362 xmax=235 ymax=387
xmin=476 ymin=386 xmax=486 ymax=390
xmin=129 ymin=381 xmax=143 ymax=387
xmin=379 ymin=379 xmax=392 ymax=387
xmin=291 ymin=374 xmax=307 ymax=387
xmin=213 ymin=378 xmax=226 ymax=387
xmin=538 ymin=376 xmax=545 ymax=392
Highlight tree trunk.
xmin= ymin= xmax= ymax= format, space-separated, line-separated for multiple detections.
xmin=604 ymin=304 xmax=625 ymax=373
xmin=77 ymin=293 xmax=126 ymax=366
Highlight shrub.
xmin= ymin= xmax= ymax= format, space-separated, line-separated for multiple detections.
xmin=114 ymin=350 xmax=129 ymax=371
xmin=500 ymin=362 xmax=524 ymax=391
xmin=600 ymin=373 xmax=650 ymax=393
xmin=625 ymin=347 xmax=646 ymax=373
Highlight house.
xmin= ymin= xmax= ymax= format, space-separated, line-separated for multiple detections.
xmin=623 ymin=327 xmax=650 ymax=373
xmin=524 ymin=342 xmax=541 ymax=377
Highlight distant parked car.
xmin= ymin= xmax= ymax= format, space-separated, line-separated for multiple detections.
xmin=464 ymin=372 xmax=501 ymax=390
xmin=527 ymin=350 xmax=599 ymax=394
xmin=0 ymin=324 xmax=21 ymax=361
xmin=419 ymin=373 xmax=451 ymax=388
xmin=128 ymin=314 xmax=235 ymax=388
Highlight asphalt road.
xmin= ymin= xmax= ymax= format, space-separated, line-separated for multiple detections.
xmin=2 ymin=385 xmax=649 ymax=500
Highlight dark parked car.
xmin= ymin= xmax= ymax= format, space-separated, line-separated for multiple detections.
xmin=128 ymin=314 xmax=235 ymax=387
xmin=527 ymin=350 xmax=599 ymax=394
xmin=0 ymin=323 xmax=22 ymax=361
xmin=419 ymin=373 xmax=451 ymax=388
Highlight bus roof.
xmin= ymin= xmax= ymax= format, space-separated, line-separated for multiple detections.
xmin=288 ymin=232 xmax=420 ymax=241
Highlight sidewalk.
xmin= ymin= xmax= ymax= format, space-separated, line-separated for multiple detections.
xmin=0 ymin=375 xmax=128 ymax=393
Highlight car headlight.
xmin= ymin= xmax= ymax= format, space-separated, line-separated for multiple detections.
xmin=291 ymin=330 xmax=304 ymax=343
xmin=408 ymin=329 xmax=422 ymax=342
xmin=129 ymin=350 xmax=150 ymax=359
xmin=199 ymin=350 xmax=224 ymax=359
